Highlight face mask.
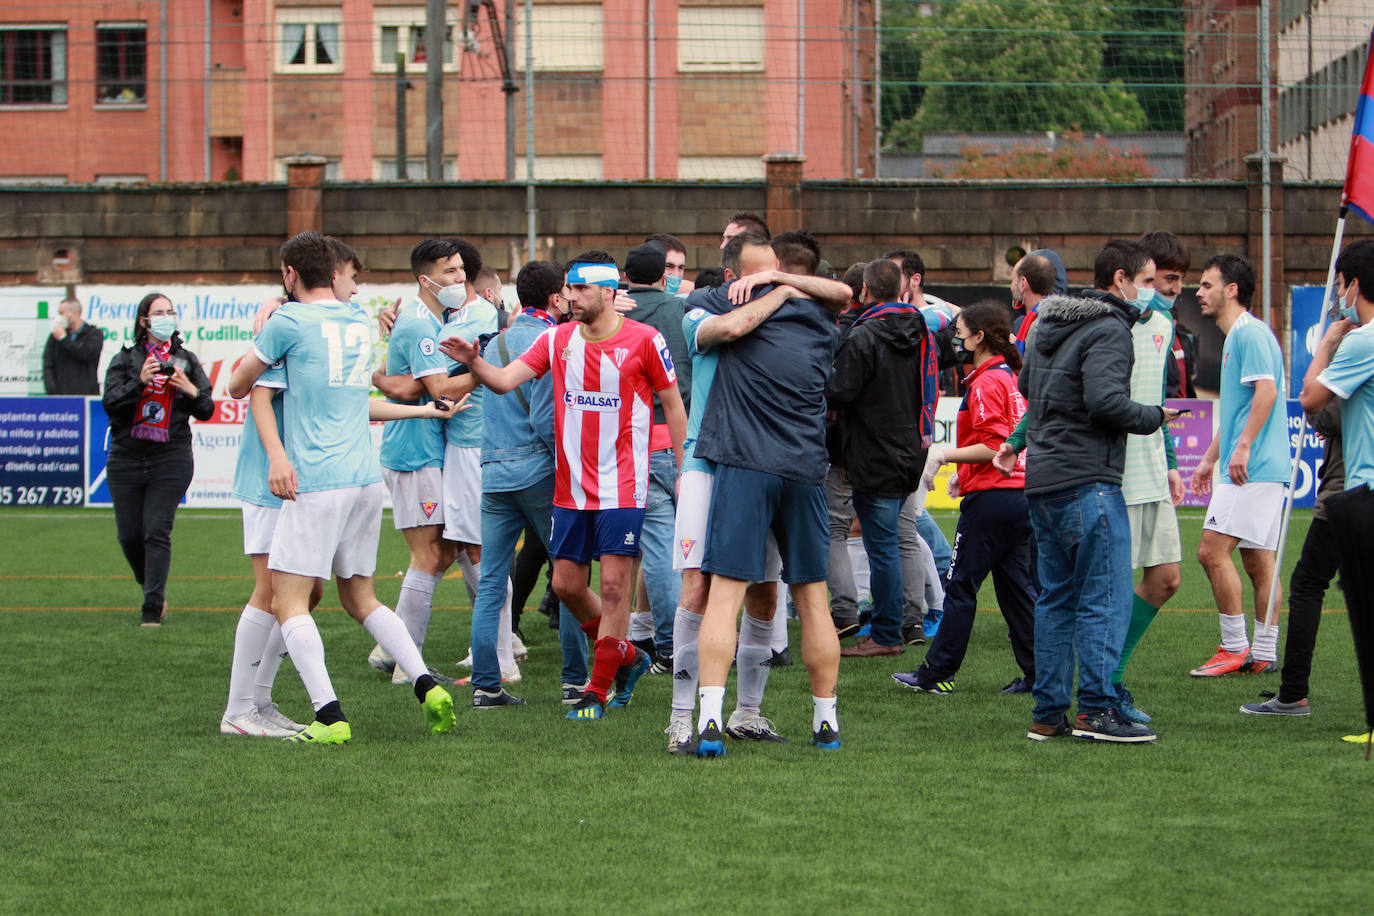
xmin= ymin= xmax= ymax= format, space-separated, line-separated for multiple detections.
xmin=955 ymin=333 xmax=976 ymax=363
xmin=1339 ymin=286 xmax=1363 ymax=324
xmin=1153 ymin=293 xmax=1176 ymax=312
xmin=665 ymin=275 xmax=682 ymax=295
xmin=1132 ymin=286 xmax=1155 ymax=312
xmin=148 ymin=315 xmax=177 ymax=340
xmin=427 ymin=277 xmax=466 ymax=311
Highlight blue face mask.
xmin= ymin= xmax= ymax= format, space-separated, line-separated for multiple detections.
xmin=1133 ymin=287 xmax=1155 ymax=312
xmin=148 ymin=314 xmax=178 ymax=341
xmin=1153 ymin=292 xmax=1176 ymax=312
xmin=665 ymin=275 xmax=682 ymax=295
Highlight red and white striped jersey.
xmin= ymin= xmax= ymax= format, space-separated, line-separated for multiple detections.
xmin=519 ymin=317 xmax=676 ymax=510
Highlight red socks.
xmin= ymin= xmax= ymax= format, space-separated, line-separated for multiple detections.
xmin=587 ymin=636 xmax=634 ymax=703
xmin=580 ymin=617 xmax=601 ymax=640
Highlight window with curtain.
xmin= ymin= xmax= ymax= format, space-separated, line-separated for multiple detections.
xmin=275 ymin=8 xmax=343 ymax=73
xmin=373 ymin=8 xmax=458 ymax=73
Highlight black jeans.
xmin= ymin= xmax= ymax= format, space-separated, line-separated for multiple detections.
xmin=1325 ymin=486 xmax=1374 ymax=728
xmin=1278 ymin=516 xmax=1341 ymax=703
xmin=107 ymin=447 xmax=194 ymax=615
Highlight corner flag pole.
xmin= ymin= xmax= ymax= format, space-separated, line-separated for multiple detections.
xmin=1260 ymin=210 xmax=1345 ymax=637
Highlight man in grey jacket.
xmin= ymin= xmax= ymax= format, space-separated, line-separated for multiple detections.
xmin=999 ymin=239 xmax=1180 ymax=743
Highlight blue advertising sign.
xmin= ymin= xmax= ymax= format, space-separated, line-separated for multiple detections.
xmin=1290 ymin=285 xmax=1327 ymax=395
xmin=86 ymin=397 xmax=112 ymax=506
xmin=1287 ymin=399 xmax=1326 ymax=509
xmin=0 ymin=396 xmax=88 ymax=505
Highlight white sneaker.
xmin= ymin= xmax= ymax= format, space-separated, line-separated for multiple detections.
xmin=255 ymin=702 xmax=306 ymax=733
xmin=392 ymin=665 xmax=456 ymax=686
xmin=501 ymin=662 xmax=522 ymax=684
xmin=665 ymin=717 xmax=696 ymax=755
xmin=367 ymin=644 xmax=395 ymax=673
xmin=725 ymin=708 xmax=786 ymax=742
xmin=221 ymin=707 xmax=300 ymax=738
xmin=457 ymin=647 xmax=473 ymax=667
xmin=511 ymin=634 xmax=528 ymax=661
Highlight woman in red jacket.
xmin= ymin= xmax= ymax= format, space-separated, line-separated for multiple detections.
xmin=893 ymin=301 xmax=1038 ymax=695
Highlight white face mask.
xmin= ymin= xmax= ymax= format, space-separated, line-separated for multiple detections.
xmin=427 ymin=277 xmax=466 ymax=310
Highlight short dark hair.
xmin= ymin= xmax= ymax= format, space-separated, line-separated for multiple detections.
xmin=1138 ymin=230 xmax=1191 ymax=273
xmin=452 ymin=238 xmax=482 ymax=278
xmin=862 ymin=259 xmax=902 ymax=302
xmin=568 ymin=249 xmax=616 ymax=266
xmin=1203 ymin=253 xmax=1257 ymax=308
xmin=281 ymin=231 xmax=337 ymax=290
xmin=960 ymin=300 xmax=1021 ymax=372
xmin=515 ymin=260 xmax=564 ymax=311
xmin=883 ymin=248 xmax=926 ymax=281
xmin=1336 ymin=240 xmax=1374 ymax=299
xmin=410 ymin=238 xmax=462 ymax=278
xmin=646 ymin=232 xmax=686 ymax=256
xmin=721 ymin=232 xmax=770 ymax=275
xmin=841 ymin=262 xmax=866 ymax=304
xmin=1093 ymin=239 xmax=1150 ymax=291
xmin=327 ymin=237 xmax=361 ymax=273
xmin=1016 ymin=254 xmax=1056 ymax=297
xmin=694 ymin=267 xmax=724 ymax=289
xmin=771 ymin=230 xmax=821 ymax=275
xmin=727 ymin=212 xmax=770 ymax=239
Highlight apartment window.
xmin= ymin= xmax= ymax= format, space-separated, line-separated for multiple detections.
xmin=374 ymin=8 xmax=458 ymax=73
xmin=516 ymin=6 xmax=603 ymax=72
xmin=374 ymin=157 xmax=457 ymax=180
xmin=0 ymin=26 xmax=67 ymax=105
xmin=96 ymin=24 xmax=146 ymax=104
xmin=678 ymin=7 xmax=764 ymax=72
xmin=276 ymin=8 xmax=342 ymax=73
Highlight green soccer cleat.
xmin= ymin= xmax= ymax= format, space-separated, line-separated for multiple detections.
xmin=283 ymin=720 xmax=351 ymax=745
xmin=423 ymin=685 xmax=457 ymax=735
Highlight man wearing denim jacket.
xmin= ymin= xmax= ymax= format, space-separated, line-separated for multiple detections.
xmin=466 ymin=260 xmax=588 ymax=707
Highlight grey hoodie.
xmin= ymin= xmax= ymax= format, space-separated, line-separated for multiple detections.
xmin=1018 ymin=290 xmax=1165 ymax=497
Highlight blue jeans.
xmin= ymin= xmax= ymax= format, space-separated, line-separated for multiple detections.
xmin=1028 ymin=482 xmax=1132 ymax=723
xmin=915 ymin=509 xmax=952 ymax=586
xmin=471 ymin=476 xmax=588 ymax=691
xmin=850 ymin=489 xmax=906 ymax=647
xmin=641 ymin=449 xmax=681 ymax=653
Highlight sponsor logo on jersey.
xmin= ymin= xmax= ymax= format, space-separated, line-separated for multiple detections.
xmin=419 ymin=337 xmax=436 ymax=356
xmin=679 ymin=537 xmax=696 ymax=559
xmin=687 ymin=308 xmax=707 ymax=321
xmin=658 ymin=344 xmax=675 ymax=373
xmin=613 ymin=347 xmax=629 ymax=368
xmin=564 ymin=389 xmax=622 ymax=412
xmin=421 ymin=500 xmax=437 ymax=518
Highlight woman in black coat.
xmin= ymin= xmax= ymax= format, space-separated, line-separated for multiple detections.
xmin=102 ymin=292 xmax=214 ymax=626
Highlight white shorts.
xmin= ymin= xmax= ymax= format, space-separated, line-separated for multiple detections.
xmin=442 ymin=444 xmax=482 ymax=544
xmin=241 ymin=504 xmax=279 ymax=556
xmin=268 ymin=482 xmax=384 ymax=579
xmin=1127 ymin=499 xmax=1182 ymax=569
xmin=383 ymin=466 xmax=445 ymax=530
xmin=673 ymin=467 xmax=782 ymax=581
xmin=1203 ymin=481 xmax=1286 ymax=551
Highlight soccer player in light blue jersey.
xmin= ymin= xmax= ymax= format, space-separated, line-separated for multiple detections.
xmin=227 ymin=232 xmax=457 ymax=744
xmin=1189 ymin=254 xmax=1292 ymax=677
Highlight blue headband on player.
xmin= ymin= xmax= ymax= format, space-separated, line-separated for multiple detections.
xmin=567 ymin=262 xmax=620 ymax=288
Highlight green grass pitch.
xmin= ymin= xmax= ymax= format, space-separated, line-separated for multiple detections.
xmin=0 ymin=506 xmax=1369 ymax=913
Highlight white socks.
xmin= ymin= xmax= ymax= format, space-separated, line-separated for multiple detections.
xmin=812 ymin=695 xmax=838 ymax=733
xmin=364 ymin=606 xmax=429 ymax=683
xmin=628 ymin=610 xmax=654 ymax=642
xmin=736 ymin=613 xmax=773 ymax=711
xmin=457 ymin=552 xmax=480 ymax=607
xmin=253 ymin=617 xmax=288 ymax=709
xmin=672 ymin=607 xmax=702 ymax=716
xmin=497 ymin=576 xmax=516 ymax=670
xmin=280 ymin=614 xmax=336 ymax=711
xmin=698 ymin=685 xmax=725 ymax=734
xmin=771 ymin=603 xmax=789 ymax=653
xmin=847 ymin=536 xmax=871 ymax=601
xmin=1219 ymin=612 xmax=1249 ymax=653
xmin=1252 ymin=621 xmax=1280 ymax=662
xmin=225 ymin=605 xmax=275 ymax=717
xmin=395 ymin=569 xmax=441 ymax=649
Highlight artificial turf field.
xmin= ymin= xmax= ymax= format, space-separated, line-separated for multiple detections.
xmin=2 ymin=506 xmax=1371 ymax=913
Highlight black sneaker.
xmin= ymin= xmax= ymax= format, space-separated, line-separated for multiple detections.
xmin=1001 ymin=677 xmax=1032 ymax=694
xmin=472 ymin=688 xmax=526 ymax=709
xmin=1027 ymin=714 xmax=1071 ymax=741
xmin=764 ymin=648 xmax=794 ymax=668
xmin=811 ymin=721 xmax=841 ymax=749
xmin=561 ymin=683 xmax=586 ymax=705
xmin=1072 ymin=709 xmax=1157 ymax=743
xmin=648 ymin=650 xmax=673 ymax=676
xmin=902 ymin=626 xmax=926 ymax=646
xmin=833 ymin=617 xmax=860 ymax=639
xmin=631 ymin=637 xmax=655 ymax=659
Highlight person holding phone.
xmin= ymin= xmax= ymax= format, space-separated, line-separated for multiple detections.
xmin=101 ymin=292 xmax=214 ymax=627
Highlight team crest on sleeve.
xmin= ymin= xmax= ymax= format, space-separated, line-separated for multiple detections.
xmin=687 ymin=308 xmax=706 ymax=321
xmin=419 ymin=337 xmax=436 ymax=356
xmin=658 ymin=344 xmax=675 ymax=372
xmin=679 ymin=537 xmax=695 ymax=559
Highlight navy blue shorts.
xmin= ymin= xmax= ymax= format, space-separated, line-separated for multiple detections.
xmin=701 ymin=464 xmax=827 ymax=584
xmin=549 ymin=506 xmax=646 ymax=565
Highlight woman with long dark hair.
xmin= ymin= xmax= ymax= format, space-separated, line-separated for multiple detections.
xmin=893 ymin=300 xmax=1038 ymax=695
xmin=102 ymin=293 xmax=214 ymax=626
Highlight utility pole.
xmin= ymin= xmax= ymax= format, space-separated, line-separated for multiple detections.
xmin=425 ymin=0 xmax=445 ymax=179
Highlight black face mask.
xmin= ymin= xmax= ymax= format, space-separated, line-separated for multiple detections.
xmin=956 ymin=346 xmax=976 ymax=364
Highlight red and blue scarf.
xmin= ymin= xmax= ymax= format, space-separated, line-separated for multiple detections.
xmin=132 ymin=340 xmax=175 ymax=442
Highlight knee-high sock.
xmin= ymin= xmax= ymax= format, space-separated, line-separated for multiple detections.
xmin=628 ymin=610 xmax=654 ymax=642
xmin=280 ymin=615 xmax=336 ymax=712
xmin=671 ymin=607 xmax=702 ymax=715
xmin=226 ymin=605 xmax=275 ymax=717
xmin=848 ymin=536 xmax=872 ymax=601
xmin=771 ymin=604 xmax=789 ymax=653
xmin=587 ymin=636 xmax=634 ymax=703
xmin=1113 ymin=594 xmax=1160 ymax=684
xmin=497 ymin=577 xmax=515 ymax=670
xmin=394 ymin=569 xmax=441 ymax=649
xmin=253 ymin=620 xmax=288 ymax=708
xmin=363 ymin=606 xmax=429 ymax=683
xmin=736 ymin=612 xmax=774 ymax=713
xmin=457 ymin=553 xmax=480 ymax=607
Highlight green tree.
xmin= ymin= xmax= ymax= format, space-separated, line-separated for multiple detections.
xmin=1102 ymin=0 xmax=1184 ymax=131
xmin=888 ymin=0 xmax=1147 ymax=149
xmin=879 ymin=0 xmax=927 ymax=139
